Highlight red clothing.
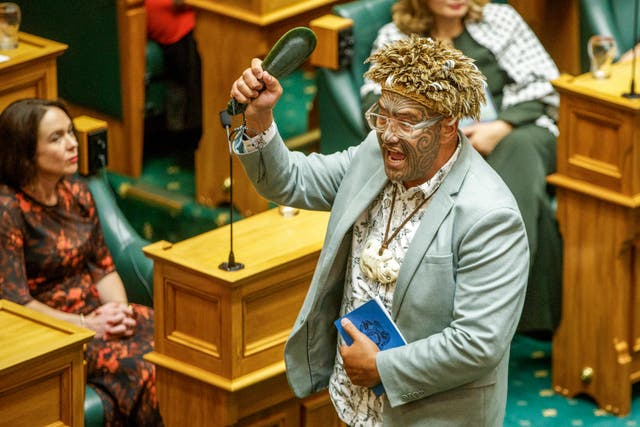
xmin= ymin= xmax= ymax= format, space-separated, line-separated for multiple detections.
xmin=0 ymin=177 xmax=162 ymax=426
xmin=146 ymin=0 xmax=195 ymax=45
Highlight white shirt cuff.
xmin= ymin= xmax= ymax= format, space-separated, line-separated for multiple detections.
xmin=241 ymin=121 xmax=277 ymax=153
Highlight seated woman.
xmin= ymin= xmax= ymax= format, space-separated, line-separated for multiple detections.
xmin=361 ymin=0 xmax=563 ymax=334
xmin=0 ymin=98 xmax=163 ymax=426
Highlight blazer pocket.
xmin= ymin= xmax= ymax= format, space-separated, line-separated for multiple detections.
xmin=423 ymin=253 xmax=454 ymax=265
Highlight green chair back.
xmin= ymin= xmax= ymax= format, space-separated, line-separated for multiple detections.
xmin=333 ymin=0 xmax=395 ymax=93
xmin=19 ymin=0 xmax=123 ymax=119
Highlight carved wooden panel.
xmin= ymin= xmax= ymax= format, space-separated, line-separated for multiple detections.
xmin=243 ymin=276 xmax=310 ymax=358
xmin=558 ymin=96 xmax=634 ymax=194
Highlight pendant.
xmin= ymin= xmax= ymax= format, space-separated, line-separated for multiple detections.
xmin=360 ymin=238 xmax=400 ymax=285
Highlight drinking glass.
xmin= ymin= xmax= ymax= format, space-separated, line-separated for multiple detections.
xmin=587 ymin=35 xmax=617 ymax=79
xmin=0 ymin=2 xmax=20 ymax=50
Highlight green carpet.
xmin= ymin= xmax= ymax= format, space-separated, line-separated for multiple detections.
xmin=506 ymin=334 xmax=640 ymax=426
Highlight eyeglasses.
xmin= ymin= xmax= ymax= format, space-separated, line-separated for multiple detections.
xmin=365 ymin=103 xmax=443 ymax=138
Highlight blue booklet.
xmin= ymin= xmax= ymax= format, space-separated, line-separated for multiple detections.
xmin=334 ymin=297 xmax=407 ymax=396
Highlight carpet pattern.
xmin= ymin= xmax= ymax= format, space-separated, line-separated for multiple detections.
xmin=506 ymin=334 xmax=640 ymax=427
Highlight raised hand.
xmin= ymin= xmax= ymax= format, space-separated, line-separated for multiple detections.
xmin=231 ymin=59 xmax=282 ymax=111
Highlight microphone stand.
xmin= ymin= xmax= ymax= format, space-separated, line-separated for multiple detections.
xmin=623 ymin=0 xmax=640 ymax=99
xmin=218 ymin=109 xmax=244 ymax=271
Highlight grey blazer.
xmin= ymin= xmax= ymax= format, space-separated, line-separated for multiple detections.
xmin=237 ymin=130 xmax=529 ymax=426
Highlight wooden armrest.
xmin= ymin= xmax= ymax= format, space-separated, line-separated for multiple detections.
xmin=309 ymin=14 xmax=354 ymax=70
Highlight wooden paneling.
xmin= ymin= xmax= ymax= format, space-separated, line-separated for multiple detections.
xmin=0 ymin=300 xmax=94 ymax=427
xmin=302 ymin=391 xmax=347 ymax=427
xmin=144 ymin=208 xmax=343 ymax=426
xmin=549 ymin=60 xmax=640 ymax=416
xmin=509 ymin=0 xmax=581 ymax=75
xmin=0 ymin=32 xmax=66 ymax=113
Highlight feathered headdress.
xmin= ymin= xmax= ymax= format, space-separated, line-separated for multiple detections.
xmin=364 ymin=35 xmax=486 ymax=120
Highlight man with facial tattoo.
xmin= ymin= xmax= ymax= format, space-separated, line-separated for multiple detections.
xmin=229 ymin=35 xmax=529 ymax=427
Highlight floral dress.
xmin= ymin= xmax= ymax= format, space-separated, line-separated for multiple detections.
xmin=0 ymin=177 xmax=163 ymax=426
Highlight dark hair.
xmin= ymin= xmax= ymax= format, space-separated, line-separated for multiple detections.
xmin=0 ymin=98 xmax=73 ymax=189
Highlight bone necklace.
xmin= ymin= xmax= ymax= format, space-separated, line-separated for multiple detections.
xmin=360 ymin=186 xmax=429 ymax=284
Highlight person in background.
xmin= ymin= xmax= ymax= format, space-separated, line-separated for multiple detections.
xmin=230 ymin=35 xmax=529 ymax=426
xmin=145 ymin=0 xmax=202 ymax=150
xmin=362 ymin=0 xmax=562 ymax=335
xmin=0 ymin=98 xmax=163 ymax=427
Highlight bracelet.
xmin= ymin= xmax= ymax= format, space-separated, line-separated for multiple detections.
xmin=79 ymin=313 xmax=85 ymax=328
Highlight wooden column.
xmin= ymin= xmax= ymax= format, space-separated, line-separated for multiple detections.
xmin=115 ymin=0 xmax=147 ymax=177
xmin=549 ymin=63 xmax=640 ymax=416
xmin=509 ymin=0 xmax=581 ymax=75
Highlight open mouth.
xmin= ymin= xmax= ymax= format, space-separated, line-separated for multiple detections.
xmin=386 ymin=150 xmax=406 ymax=165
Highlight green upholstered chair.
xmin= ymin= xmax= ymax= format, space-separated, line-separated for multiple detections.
xmin=86 ymin=174 xmax=154 ymax=307
xmin=19 ymin=0 xmax=125 ymax=119
xmin=83 ymin=173 xmax=155 ymax=427
xmin=579 ymin=0 xmax=640 ymax=72
xmin=19 ymin=0 xmax=167 ymax=118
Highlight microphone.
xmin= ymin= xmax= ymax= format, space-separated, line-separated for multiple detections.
xmin=623 ymin=0 xmax=640 ymax=99
xmin=218 ymin=109 xmax=244 ymax=272
xmin=227 ymin=26 xmax=317 ymax=115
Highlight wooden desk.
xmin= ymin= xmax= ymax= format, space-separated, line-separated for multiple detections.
xmin=185 ymin=0 xmax=346 ymax=217
xmin=144 ymin=208 xmax=344 ymax=426
xmin=0 ymin=32 xmax=67 ymax=113
xmin=549 ymin=62 xmax=640 ymax=415
xmin=0 ymin=299 xmax=94 ymax=427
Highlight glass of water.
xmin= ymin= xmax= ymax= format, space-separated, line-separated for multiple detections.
xmin=588 ymin=35 xmax=617 ymax=79
xmin=0 ymin=2 xmax=20 ymax=50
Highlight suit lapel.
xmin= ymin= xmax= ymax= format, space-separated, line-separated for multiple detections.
xmin=328 ymin=166 xmax=388 ymax=245
xmin=316 ymin=160 xmax=388 ymax=280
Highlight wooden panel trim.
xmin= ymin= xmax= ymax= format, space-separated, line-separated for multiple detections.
xmin=186 ymin=0 xmax=338 ymax=26
xmin=547 ymin=173 xmax=640 ymax=207
xmin=145 ymin=352 xmax=286 ymax=391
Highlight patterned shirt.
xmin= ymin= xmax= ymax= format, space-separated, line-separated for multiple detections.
xmin=328 ymin=143 xmax=461 ymax=427
xmin=0 ymin=177 xmax=114 ymax=311
xmin=361 ymin=3 xmax=560 ymax=135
